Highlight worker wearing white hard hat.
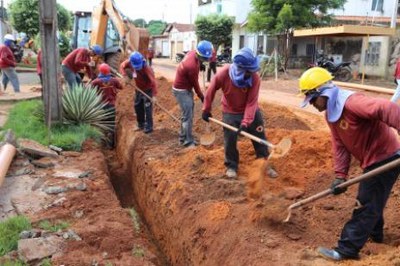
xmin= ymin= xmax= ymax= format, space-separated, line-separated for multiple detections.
xmin=0 ymin=33 xmax=20 ymax=93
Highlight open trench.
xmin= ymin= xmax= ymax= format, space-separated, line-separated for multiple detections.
xmin=108 ymin=75 xmax=400 ymax=265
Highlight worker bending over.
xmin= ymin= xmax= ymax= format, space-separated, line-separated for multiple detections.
xmin=173 ymin=40 xmax=213 ymax=148
xmin=120 ymin=51 xmax=157 ymax=134
xmin=202 ymin=47 xmax=278 ymax=179
xmin=299 ymin=67 xmax=400 ymax=261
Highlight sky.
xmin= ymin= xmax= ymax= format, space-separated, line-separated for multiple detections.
xmin=3 ymin=0 xmax=194 ymax=24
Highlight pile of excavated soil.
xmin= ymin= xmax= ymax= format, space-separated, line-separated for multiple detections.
xmin=113 ymin=76 xmax=400 ymax=265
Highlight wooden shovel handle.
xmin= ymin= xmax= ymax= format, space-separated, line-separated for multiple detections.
xmin=287 ymin=157 xmax=400 ymax=211
xmin=208 ymin=117 xmax=274 ymax=148
xmin=111 ymin=67 xmax=180 ymax=123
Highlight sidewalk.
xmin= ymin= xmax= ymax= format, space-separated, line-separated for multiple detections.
xmin=0 ymin=84 xmax=42 ymax=103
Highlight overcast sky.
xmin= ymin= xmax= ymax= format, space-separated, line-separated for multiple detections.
xmin=3 ymin=0 xmax=193 ymax=23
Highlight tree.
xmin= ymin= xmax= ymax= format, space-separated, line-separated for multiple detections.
xmin=9 ymin=0 xmax=71 ymax=37
xmin=247 ymin=0 xmax=346 ymax=68
xmin=195 ymin=14 xmax=234 ymax=50
xmin=147 ymin=20 xmax=167 ymax=36
xmin=132 ymin=18 xmax=147 ymax=28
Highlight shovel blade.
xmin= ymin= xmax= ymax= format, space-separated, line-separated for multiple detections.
xmin=200 ymin=124 xmax=216 ymax=146
xmin=270 ymin=138 xmax=292 ymax=158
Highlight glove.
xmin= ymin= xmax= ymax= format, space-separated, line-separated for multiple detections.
xmin=330 ymin=177 xmax=347 ymax=195
xmin=395 ymin=78 xmax=398 ymax=85
xmin=200 ymin=63 xmax=206 ymax=72
xmin=236 ymin=124 xmax=247 ymax=136
xmin=202 ymin=111 xmax=212 ymax=122
xmin=152 ymin=96 xmax=157 ymax=103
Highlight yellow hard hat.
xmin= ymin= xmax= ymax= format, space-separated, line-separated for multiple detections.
xmin=299 ymin=67 xmax=333 ymax=94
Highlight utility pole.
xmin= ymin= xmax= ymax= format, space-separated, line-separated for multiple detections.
xmin=391 ymin=0 xmax=399 ymax=28
xmin=39 ymin=0 xmax=63 ymax=126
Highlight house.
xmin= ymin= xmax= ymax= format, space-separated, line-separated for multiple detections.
xmin=150 ymin=34 xmax=170 ymax=58
xmin=162 ymin=23 xmax=197 ymax=60
xmin=195 ymin=0 xmax=272 ymax=56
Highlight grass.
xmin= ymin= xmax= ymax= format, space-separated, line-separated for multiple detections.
xmin=38 ymin=220 xmax=69 ymax=232
xmin=132 ymin=245 xmax=145 ymax=258
xmin=0 ymin=216 xmax=31 ymax=256
xmin=0 ymin=259 xmax=27 ymax=266
xmin=128 ymin=208 xmax=141 ymax=233
xmin=2 ymin=100 xmax=102 ymax=151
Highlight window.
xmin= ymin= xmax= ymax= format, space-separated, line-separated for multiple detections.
xmin=239 ymin=35 xmax=245 ymax=49
xmin=365 ymin=42 xmax=381 ymax=66
xmin=217 ymin=3 xmax=222 ymax=13
xmin=105 ymin=19 xmax=120 ymax=50
xmin=371 ymin=0 xmax=384 ymax=12
xmin=291 ymin=44 xmax=298 ymax=56
xmin=306 ymin=44 xmax=315 ymax=56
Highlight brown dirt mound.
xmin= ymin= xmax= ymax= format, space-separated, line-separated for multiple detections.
xmin=113 ymin=76 xmax=400 ymax=265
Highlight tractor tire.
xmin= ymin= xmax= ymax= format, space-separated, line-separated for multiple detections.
xmin=106 ymin=52 xmax=122 ymax=74
xmin=335 ymin=67 xmax=352 ymax=82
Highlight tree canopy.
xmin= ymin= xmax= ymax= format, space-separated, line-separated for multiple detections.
xmin=195 ymin=14 xmax=234 ymax=49
xmin=9 ymin=0 xmax=72 ymax=37
xmin=147 ymin=20 xmax=167 ymax=36
xmin=247 ymin=0 xmax=346 ymax=34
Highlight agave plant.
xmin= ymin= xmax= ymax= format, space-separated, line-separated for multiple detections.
xmin=62 ymin=84 xmax=115 ymax=132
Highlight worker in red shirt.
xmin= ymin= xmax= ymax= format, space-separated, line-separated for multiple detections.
xmin=37 ymin=48 xmax=42 ymax=86
xmin=202 ymin=47 xmax=277 ymax=179
xmin=299 ymin=67 xmax=400 ymax=261
xmin=91 ymin=63 xmax=123 ymax=147
xmin=147 ymin=47 xmax=154 ymax=66
xmin=0 ymin=34 xmax=20 ymax=93
xmin=121 ymin=51 xmax=157 ymax=134
xmin=61 ymin=45 xmax=103 ymax=90
xmin=207 ymin=48 xmax=217 ymax=82
xmin=173 ymin=40 xmax=213 ymax=147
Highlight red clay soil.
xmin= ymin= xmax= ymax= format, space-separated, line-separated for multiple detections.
xmin=112 ymin=76 xmax=400 ymax=266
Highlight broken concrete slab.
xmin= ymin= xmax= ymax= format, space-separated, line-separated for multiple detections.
xmin=18 ymin=139 xmax=58 ymax=158
xmin=31 ymin=157 xmax=56 ymax=168
xmin=18 ymin=235 xmax=63 ymax=262
xmin=11 ymin=192 xmax=49 ymax=216
xmin=53 ymin=168 xmax=87 ymax=179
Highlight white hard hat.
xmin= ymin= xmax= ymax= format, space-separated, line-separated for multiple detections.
xmin=4 ymin=34 xmax=15 ymax=41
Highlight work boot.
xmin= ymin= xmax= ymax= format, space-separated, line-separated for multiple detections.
xmin=226 ymin=168 xmax=237 ymax=179
xmin=144 ymin=128 xmax=153 ymax=134
xmin=266 ymin=165 xmax=278 ymax=178
xmin=317 ymin=247 xmax=358 ymax=261
xmin=370 ymin=234 xmax=384 ymax=243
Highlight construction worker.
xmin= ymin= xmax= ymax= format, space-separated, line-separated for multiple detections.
xmin=120 ymin=51 xmax=157 ymax=134
xmin=0 ymin=34 xmax=20 ymax=94
xmin=147 ymin=47 xmax=154 ymax=67
xmin=91 ymin=63 xmax=123 ymax=147
xmin=37 ymin=48 xmax=42 ymax=87
xmin=202 ymin=47 xmax=278 ymax=179
xmin=299 ymin=67 xmax=400 ymax=261
xmin=61 ymin=44 xmax=103 ymax=90
xmin=173 ymin=40 xmax=213 ymax=147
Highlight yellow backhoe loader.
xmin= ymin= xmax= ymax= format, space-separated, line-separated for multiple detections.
xmin=72 ymin=0 xmax=150 ymax=70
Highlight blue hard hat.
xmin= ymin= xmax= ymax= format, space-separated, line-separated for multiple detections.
xmin=130 ymin=51 xmax=144 ymax=70
xmin=196 ymin=40 xmax=213 ymax=59
xmin=233 ymin=47 xmax=260 ymax=72
xmin=90 ymin=44 xmax=103 ymax=55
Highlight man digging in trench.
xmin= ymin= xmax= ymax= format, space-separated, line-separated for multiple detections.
xmin=202 ymin=47 xmax=278 ymax=179
xmin=299 ymin=67 xmax=400 ymax=261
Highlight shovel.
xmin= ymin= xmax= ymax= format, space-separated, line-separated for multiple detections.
xmin=208 ymin=117 xmax=291 ymax=158
xmin=200 ymin=71 xmax=216 ymax=146
xmin=283 ymin=157 xmax=400 ymax=223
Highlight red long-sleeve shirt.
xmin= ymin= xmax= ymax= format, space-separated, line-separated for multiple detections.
xmin=173 ymin=50 xmax=204 ymax=100
xmin=37 ymin=49 xmax=42 ymax=74
xmin=91 ymin=77 xmax=122 ymax=106
xmin=202 ymin=64 xmax=260 ymax=127
xmin=62 ymin=48 xmax=93 ymax=78
xmin=119 ymin=59 xmax=157 ymax=95
xmin=328 ymin=93 xmax=400 ymax=177
xmin=0 ymin=45 xmax=16 ymax=68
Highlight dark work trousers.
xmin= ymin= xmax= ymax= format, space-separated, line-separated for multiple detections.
xmin=207 ymin=61 xmax=217 ymax=82
xmin=336 ymin=153 xmax=400 ymax=258
xmin=134 ymin=89 xmax=153 ymax=131
xmin=222 ymin=109 xmax=269 ymax=171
